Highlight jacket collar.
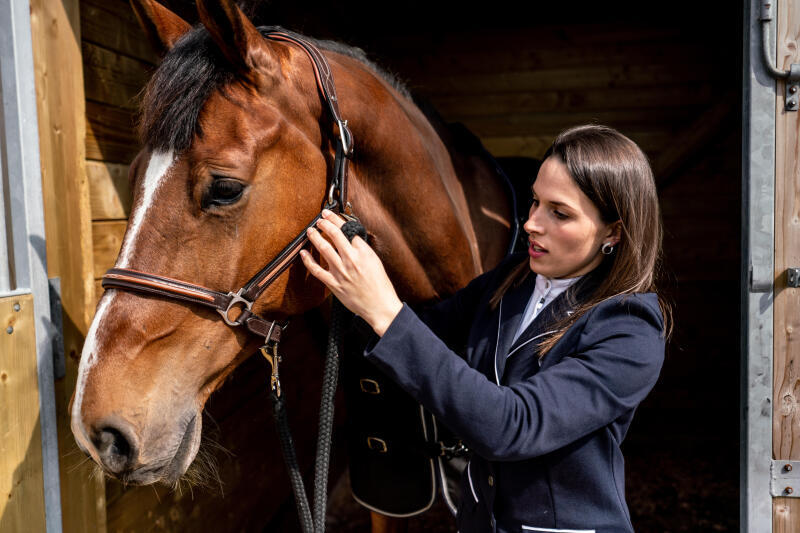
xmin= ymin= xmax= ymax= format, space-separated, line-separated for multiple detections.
xmin=493 ymin=266 xmax=606 ymax=381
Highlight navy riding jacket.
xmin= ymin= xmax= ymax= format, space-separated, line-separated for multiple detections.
xmin=364 ymin=252 xmax=665 ymax=533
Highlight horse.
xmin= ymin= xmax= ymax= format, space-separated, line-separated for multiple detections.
xmin=70 ymin=0 xmax=514 ymax=529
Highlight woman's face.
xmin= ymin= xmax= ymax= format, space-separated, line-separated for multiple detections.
xmin=523 ymin=156 xmax=620 ymax=279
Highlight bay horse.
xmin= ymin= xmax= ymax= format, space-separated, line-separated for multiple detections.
xmin=70 ymin=0 xmax=513 ymax=528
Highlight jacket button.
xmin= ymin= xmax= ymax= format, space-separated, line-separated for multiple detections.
xmin=487 ymin=475 xmax=494 ymax=487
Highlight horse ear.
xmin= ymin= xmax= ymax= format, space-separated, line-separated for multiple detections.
xmin=196 ymin=0 xmax=274 ymax=74
xmin=130 ymin=0 xmax=191 ymax=53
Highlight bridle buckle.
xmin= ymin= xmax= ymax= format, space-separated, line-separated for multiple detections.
xmin=217 ymin=288 xmax=253 ymax=326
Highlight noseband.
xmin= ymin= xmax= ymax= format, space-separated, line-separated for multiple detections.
xmin=101 ymin=29 xmax=355 ymax=348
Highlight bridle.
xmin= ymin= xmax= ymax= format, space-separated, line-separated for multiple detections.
xmin=101 ymin=29 xmax=355 ymax=353
xmin=101 ymin=29 xmax=356 ymax=533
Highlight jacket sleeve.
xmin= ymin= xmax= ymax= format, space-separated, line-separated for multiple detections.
xmin=364 ymin=294 xmax=665 ymax=461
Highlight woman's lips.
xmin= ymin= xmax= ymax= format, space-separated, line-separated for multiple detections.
xmin=529 ymin=241 xmax=548 ymax=258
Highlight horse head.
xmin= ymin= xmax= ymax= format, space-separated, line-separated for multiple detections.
xmin=72 ymin=0 xmax=510 ymax=486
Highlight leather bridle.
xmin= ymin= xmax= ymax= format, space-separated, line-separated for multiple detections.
xmin=101 ymin=29 xmax=355 ymax=349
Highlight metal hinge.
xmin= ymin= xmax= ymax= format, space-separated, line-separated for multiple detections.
xmin=759 ymin=1 xmax=800 ymax=111
xmin=771 ymin=460 xmax=800 ymax=497
xmin=787 ymin=268 xmax=800 ymax=287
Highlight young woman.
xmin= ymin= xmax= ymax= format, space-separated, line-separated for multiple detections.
xmin=300 ymin=124 xmax=670 ymax=533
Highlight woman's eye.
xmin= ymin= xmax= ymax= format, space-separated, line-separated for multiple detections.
xmin=553 ymin=210 xmax=568 ymax=220
xmin=205 ymin=178 xmax=245 ymax=207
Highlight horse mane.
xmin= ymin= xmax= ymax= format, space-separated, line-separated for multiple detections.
xmin=138 ymin=25 xmax=410 ymax=153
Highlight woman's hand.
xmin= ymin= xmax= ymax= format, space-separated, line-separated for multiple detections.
xmin=299 ymin=209 xmax=403 ymax=336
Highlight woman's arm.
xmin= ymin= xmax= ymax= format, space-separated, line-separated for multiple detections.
xmin=365 ymin=295 xmax=665 ymax=461
xmin=300 ymin=211 xmax=664 ymax=461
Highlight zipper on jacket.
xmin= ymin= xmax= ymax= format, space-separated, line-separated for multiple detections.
xmin=466 ymin=460 xmax=479 ymax=503
xmin=506 ymin=329 xmax=557 ymax=360
xmin=493 ymin=301 xmax=503 ymax=385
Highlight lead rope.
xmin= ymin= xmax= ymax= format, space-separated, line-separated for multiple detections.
xmin=263 ymin=219 xmax=367 ymax=533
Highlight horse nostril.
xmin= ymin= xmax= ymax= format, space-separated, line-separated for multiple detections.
xmin=94 ymin=426 xmax=134 ymax=474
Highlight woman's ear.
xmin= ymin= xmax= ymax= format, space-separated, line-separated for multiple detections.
xmin=604 ymin=220 xmax=623 ymax=246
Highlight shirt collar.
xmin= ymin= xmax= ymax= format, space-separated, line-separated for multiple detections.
xmin=534 ymin=273 xmax=583 ymax=295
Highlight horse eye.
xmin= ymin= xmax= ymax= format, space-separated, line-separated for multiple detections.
xmin=205 ymin=178 xmax=245 ymax=207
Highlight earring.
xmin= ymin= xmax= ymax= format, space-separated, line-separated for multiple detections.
xmin=601 ymin=242 xmax=615 ymax=255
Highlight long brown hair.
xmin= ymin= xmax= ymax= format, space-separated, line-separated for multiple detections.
xmin=490 ymin=124 xmax=672 ymax=354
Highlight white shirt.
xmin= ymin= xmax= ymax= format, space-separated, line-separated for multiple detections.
xmin=511 ymin=274 xmax=582 ymax=345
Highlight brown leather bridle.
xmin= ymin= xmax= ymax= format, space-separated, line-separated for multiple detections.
xmin=101 ymin=29 xmax=355 ymax=348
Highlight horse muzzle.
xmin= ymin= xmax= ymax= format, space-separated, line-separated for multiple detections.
xmin=74 ymin=410 xmax=202 ymax=486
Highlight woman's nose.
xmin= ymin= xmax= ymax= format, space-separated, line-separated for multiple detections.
xmin=523 ymin=208 xmax=543 ymax=235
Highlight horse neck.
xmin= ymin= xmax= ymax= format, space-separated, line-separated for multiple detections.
xmin=329 ymin=56 xmax=485 ymax=302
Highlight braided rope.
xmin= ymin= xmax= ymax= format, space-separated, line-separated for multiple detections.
xmin=272 ymin=392 xmax=315 ymax=531
xmin=271 ymin=219 xmax=367 ymax=533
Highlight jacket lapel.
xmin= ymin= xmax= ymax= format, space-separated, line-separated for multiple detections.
xmin=493 ymin=273 xmax=536 ymax=383
xmin=503 ymin=270 xmax=604 ymax=379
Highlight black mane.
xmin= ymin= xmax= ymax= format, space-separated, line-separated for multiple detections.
xmin=139 ymin=25 xmax=409 ymax=153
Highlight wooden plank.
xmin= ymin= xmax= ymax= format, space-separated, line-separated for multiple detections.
xmin=773 ymin=0 xmax=800 ymax=529
xmin=92 ymin=220 xmax=127 ymax=277
xmin=0 ymin=294 xmax=47 ymax=533
xmin=85 ymin=100 xmax=139 ymax=164
xmin=87 ymin=160 xmax=132 ymax=220
xmin=376 ymin=24 xmax=692 ymax=59
xmin=80 ymin=0 xmax=158 ymax=64
xmin=457 ymin=107 xmax=697 ymax=138
xmin=429 ymin=84 xmax=716 ymax=119
xmin=483 ymin=130 xmax=670 ymax=160
xmin=651 ymin=92 xmax=737 ymax=188
xmin=389 ymin=41 xmax=712 ymax=79
xmin=29 ymin=0 xmax=107 ymax=531
xmin=406 ymin=62 xmax=723 ymax=97
xmin=83 ymin=40 xmax=152 ymax=110
xmin=94 ymin=279 xmax=103 ymax=309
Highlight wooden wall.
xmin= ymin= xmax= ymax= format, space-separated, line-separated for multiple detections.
xmin=76 ymin=0 xmax=741 ymax=530
xmin=80 ymin=0 xmax=152 ymax=303
xmin=30 ymin=0 xmax=107 ymax=530
xmin=772 ymin=0 xmax=800 ymax=529
xmin=0 ymin=295 xmax=47 ymax=533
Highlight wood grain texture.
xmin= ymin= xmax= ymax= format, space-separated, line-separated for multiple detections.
xmin=0 ymin=294 xmax=47 ymax=533
xmin=407 ymin=62 xmax=722 ymax=96
xmin=83 ymin=40 xmax=152 ymax=110
xmin=92 ymin=220 xmax=127 ymax=278
xmin=80 ymin=0 xmax=158 ymax=64
xmin=773 ymin=0 xmax=800 ymax=529
xmin=87 ymin=160 xmax=132 ymax=220
xmin=86 ymin=100 xmax=139 ymax=164
xmin=430 ymin=84 xmax=716 ymax=119
xmin=29 ymin=0 xmax=107 ymax=531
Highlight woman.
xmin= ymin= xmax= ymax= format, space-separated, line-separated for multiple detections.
xmin=300 ymin=124 xmax=670 ymax=533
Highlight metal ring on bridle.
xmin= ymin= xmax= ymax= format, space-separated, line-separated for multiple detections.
xmin=327 ymin=181 xmax=339 ymax=207
xmin=217 ymin=289 xmax=254 ymax=326
xmin=337 ymin=119 xmax=351 ymax=155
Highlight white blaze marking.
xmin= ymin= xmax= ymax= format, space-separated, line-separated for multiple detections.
xmin=117 ymin=150 xmax=175 ymax=268
xmin=71 ymin=151 xmax=175 ymax=446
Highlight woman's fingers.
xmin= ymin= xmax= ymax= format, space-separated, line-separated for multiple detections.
xmin=315 ymin=218 xmax=356 ymax=260
xmin=306 ymin=226 xmax=345 ymax=273
xmin=299 ymin=248 xmax=337 ymax=287
xmin=314 ymin=217 xmax=364 ymax=268
xmin=320 ymin=209 xmax=344 ymax=227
